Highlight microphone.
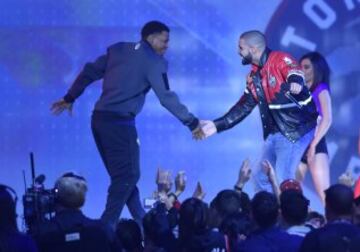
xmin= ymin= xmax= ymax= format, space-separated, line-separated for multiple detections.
xmin=282 ymin=83 xmax=303 ymax=109
xmin=285 ymin=91 xmax=302 ymax=109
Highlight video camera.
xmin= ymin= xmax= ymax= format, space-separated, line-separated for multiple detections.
xmin=22 ymin=153 xmax=56 ymax=234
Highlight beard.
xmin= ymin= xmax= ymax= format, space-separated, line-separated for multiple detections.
xmin=241 ymin=53 xmax=253 ymax=65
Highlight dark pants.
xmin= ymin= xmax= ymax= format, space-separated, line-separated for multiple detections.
xmin=91 ymin=111 xmax=145 ymax=228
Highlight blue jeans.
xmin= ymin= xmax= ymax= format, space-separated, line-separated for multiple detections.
xmin=254 ymin=129 xmax=315 ymax=192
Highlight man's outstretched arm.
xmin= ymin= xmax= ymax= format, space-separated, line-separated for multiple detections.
xmin=64 ymin=54 xmax=108 ymax=103
xmin=214 ymin=87 xmax=257 ymax=132
xmin=195 ymin=86 xmax=258 ymax=140
xmin=147 ymin=59 xmax=200 ymax=132
xmin=51 ymin=53 xmax=108 ymax=115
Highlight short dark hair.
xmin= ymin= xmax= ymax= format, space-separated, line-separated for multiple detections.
xmin=251 ymin=191 xmax=279 ymax=228
xmin=142 ymin=209 xmax=158 ymax=244
xmin=142 ymin=204 xmax=169 ymax=247
xmin=240 ymin=30 xmax=266 ymax=50
xmin=325 ymin=184 xmax=354 ymax=216
xmin=280 ymin=190 xmax=309 ymax=225
xmin=239 ymin=191 xmax=251 ymax=216
xmin=179 ymin=198 xmax=209 ymax=241
xmin=116 ymin=219 xmax=143 ymax=251
xmin=220 ymin=211 xmax=252 ymax=237
xmin=141 ymin=21 xmax=169 ymax=39
xmin=220 ymin=212 xmax=252 ymax=252
xmin=210 ymin=189 xmax=242 ymax=219
xmin=300 ymin=51 xmax=331 ymax=91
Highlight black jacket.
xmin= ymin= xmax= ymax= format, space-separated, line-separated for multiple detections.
xmin=179 ymin=229 xmax=227 ymax=252
xmin=34 ymin=209 xmax=119 ymax=252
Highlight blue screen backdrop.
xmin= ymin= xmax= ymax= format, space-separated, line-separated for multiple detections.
xmin=0 ymin=0 xmax=359 ymax=224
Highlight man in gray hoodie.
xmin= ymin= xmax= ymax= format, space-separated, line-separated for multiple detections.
xmin=51 ymin=21 xmax=202 ymax=228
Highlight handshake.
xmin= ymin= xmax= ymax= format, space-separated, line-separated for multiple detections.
xmin=192 ymin=120 xmax=217 ymax=140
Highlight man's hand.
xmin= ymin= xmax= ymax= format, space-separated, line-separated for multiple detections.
xmin=192 ymin=125 xmax=206 ymax=140
xmin=192 ymin=182 xmax=206 ymax=200
xmin=289 ymin=82 xmax=303 ymax=95
xmin=235 ymin=159 xmax=251 ymax=188
xmin=51 ymin=99 xmax=73 ymax=116
xmin=175 ymin=171 xmax=186 ymax=197
xmin=194 ymin=120 xmax=217 ymax=140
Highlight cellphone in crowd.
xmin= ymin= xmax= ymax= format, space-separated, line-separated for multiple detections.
xmin=144 ymin=198 xmax=157 ymax=209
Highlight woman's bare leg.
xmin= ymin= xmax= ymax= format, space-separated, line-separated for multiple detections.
xmin=308 ymin=153 xmax=330 ymax=205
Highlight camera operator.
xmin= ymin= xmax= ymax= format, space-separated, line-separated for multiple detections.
xmin=0 ymin=184 xmax=38 ymax=252
xmin=34 ymin=173 xmax=120 ymax=252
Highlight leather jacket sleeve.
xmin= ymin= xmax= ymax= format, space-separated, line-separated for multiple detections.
xmin=213 ymin=87 xmax=257 ymax=132
xmin=279 ymin=54 xmax=305 ymax=87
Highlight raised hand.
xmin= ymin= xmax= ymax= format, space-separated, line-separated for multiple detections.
xmin=156 ymin=168 xmax=173 ymax=193
xmin=51 ymin=99 xmax=73 ymax=116
xmin=262 ymin=160 xmax=277 ymax=183
xmin=262 ymin=160 xmax=281 ymax=200
xmin=192 ymin=181 xmax=206 ymax=200
xmin=175 ymin=171 xmax=186 ymax=197
xmin=235 ymin=158 xmax=251 ymax=189
xmin=338 ymin=170 xmax=354 ymax=187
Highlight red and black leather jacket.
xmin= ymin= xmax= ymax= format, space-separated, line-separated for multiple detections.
xmin=214 ymin=48 xmax=318 ymax=143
